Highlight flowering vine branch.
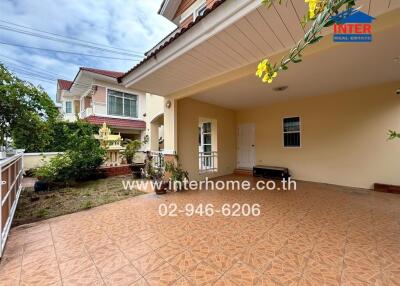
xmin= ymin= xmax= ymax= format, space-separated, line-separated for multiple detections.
xmin=388 ymin=130 xmax=400 ymax=140
xmin=257 ymin=0 xmax=355 ymax=83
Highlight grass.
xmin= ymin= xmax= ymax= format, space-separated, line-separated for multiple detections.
xmin=13 ymin=176 xmax=145 ymax=226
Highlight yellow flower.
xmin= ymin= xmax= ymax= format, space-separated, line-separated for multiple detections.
xmin=262 ymin=72 xmax=277 ymax=84
xmin=256 ymin=59 xmax=268 ymax=78
xmin=305 ymin=0 xmax=320 ymax=19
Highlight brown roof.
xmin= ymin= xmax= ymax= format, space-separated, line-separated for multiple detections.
xmin=59 ymin=67 xmax=125 ymax=91
xmin=85 ymin=115 xmax=146 ymax=130
xmin=120 ymin=0 xmax=226 ymax=82
xmin=57 ymin=79 xmax=73 ymax=90
xmin=80 ymin=67 xmax=124 ymax=79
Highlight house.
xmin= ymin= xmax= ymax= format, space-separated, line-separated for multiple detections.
xmin=118 ymin=0 xmax=400 ymax=189
xmin=56 ymin=67 xmax=164 ymax=146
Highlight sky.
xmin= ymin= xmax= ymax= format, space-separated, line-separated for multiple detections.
xmin=0 ymin=0 xmax=176 ymax=102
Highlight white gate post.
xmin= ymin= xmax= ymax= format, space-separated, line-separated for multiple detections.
xmin=0 ymin=163 xmax=3 ymax=257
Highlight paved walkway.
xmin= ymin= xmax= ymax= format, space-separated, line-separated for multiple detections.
xmin=0 ymin=176 xmax=399 ymax=285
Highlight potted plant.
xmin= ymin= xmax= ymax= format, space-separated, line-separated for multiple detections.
xmin=123 ymin=139 xmax=145 ymax=178
xmin=144 ymin=152 xmax=168 ymax=194
xmin=165 ymin=160 xmax=189 ymax=192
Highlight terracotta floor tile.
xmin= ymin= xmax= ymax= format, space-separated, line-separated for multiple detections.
xmin=20 ymin=259 xmax=60 ymax=286
xmin=299 ymin=259 xmax=342 ymax=286
xmin=93 ymin=253 xmax=130 ymax=277
xmin=23 ymin=237 xmax=54 ymax=254
xmin=222 ymin=262 xmax=260 ymax=285
xmin=103 ymin=265 xmax=142 ymax=286
xmin=145 ymin=235 xmax=170 ymax=251
xmin=55 ymin=244 xmax=88 ymax=264
xmin=341 ymin=268 xmax=383 ymax=285
xmin=185 ymin=261 xmax=222 ymax=285
xmin=132 ymin=251 xmax=166 ymax=276
xmin=169 ymin=250 xmax=202 ymax=275
xmin=205 ymin=251 xmax=235 ymax=273
xmin=263 ymin=256 xmax=303 ymax=285
xmin=189 ymin=242 xmax=214 ymax=260
xmin=131 ymin=278 xmax=150 ymax=286
xmin=382 ymin=270 xmax=400 ymax=286
xmin=2 ymin=176 xmax=400 ymax=285
xmin=59 ymin=255 xmax=95 ymax=278
xmin=123 ymin=241 xmax=154 ymax=261
xmin=0 ymin=264 xmax=21 ymax=286
xmin=62 ymin=265 xmax=104 ymax=286
xmin=145 ymin=263 xmax=182 ymax=285
xmin=155 ymin=242 xmax=184 ymax=262
xmin=21 ymin=245 xmax=56 ymax=267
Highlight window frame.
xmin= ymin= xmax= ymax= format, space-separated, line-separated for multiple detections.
xmin=65 ymin=101 xmax=72 ymax=114
xmin=200 ymin=122 xmax=212 ymax=154
xmin=282 ymin=116 xmax=301 ymax=148
xmin=107 ymin=89 xmax=138 ymax=118
xmin=199 ymin=121 xmax=213 ymax=169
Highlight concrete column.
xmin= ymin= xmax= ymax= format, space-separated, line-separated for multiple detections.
xmin=163 ymin=97 xmax=177 ymax=155
xmin=150 ymin=122 xmax=160 ymax=151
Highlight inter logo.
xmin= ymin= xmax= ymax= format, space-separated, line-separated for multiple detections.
xmin=332 ymin=8 xmax=375 ymax=43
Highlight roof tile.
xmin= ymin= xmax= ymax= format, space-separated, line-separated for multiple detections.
xmin=85 ymin=115 xmax=146 ymax=130
xmin=57 ymin=79 xmax=73 ymax=90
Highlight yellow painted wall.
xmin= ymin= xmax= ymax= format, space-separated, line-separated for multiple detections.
xmin=236 ymin=81 xmax=400 ymax=189
xmin=177 ymin=98 xmax=236 ymax=180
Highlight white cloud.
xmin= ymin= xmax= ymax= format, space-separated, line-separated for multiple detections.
xmin=0 ymin=0 xmax=176 ymax=100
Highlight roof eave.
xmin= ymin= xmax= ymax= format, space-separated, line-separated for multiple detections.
xmin=158 ymin=0 xmax=182 ymax=22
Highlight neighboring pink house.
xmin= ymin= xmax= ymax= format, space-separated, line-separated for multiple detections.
xmin=56 ymin=67 xmax=148 ymax=141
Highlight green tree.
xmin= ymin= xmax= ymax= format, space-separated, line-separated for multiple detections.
xmin=0 ymin=64 xmax=59 ymax=149
xmin=35 ymin=120 xmax=105 ymax=185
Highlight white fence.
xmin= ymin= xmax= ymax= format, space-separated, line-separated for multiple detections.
xmin=0 ymin=153 xmax=24 ymax=257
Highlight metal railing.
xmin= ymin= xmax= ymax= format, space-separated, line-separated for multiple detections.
xmin=79 ymin=107 xmax=93 ymax=119
xmin=199 ymin=151 xmax=217 ymax=173
xmin=151 ymin=151 xmax=164 ymax=170
xmin=0 ymin=152 xmax=23 ymax=257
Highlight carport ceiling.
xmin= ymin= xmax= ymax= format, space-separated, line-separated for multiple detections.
xmin=191 ymin=25 xmax=400 ymax=110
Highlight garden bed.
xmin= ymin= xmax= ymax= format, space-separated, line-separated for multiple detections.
xmin=13 ymin=175 xmax=144 ymax=226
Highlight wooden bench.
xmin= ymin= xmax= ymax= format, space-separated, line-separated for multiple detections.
xmin=253 ymin=165 xmax=290 ymax=180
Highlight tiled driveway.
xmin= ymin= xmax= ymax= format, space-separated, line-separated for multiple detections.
xmin=1 ymin=176 xmax=399 ymax=285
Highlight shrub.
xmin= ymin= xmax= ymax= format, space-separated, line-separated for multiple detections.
xmin=123 ymin=139 xmax=142 ymax=164
xmin=35 ymin=154 xmax=72 ymax=184
xmin=165 ymin=160 xmax=189 ymax=184
xmin=35 ymin=120 xmax=105 ymax=186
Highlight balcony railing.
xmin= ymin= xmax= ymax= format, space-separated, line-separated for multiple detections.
xmin=199 ymin=151 xmax=217 ymax=173
xmin=79 ymin=107 xmax=93 ymax=119
xmin=0 ymin=152 xmax=23 ymax=257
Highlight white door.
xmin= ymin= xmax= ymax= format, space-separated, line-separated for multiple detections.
xmin=237 ymin=123 xmax=256 ymax=169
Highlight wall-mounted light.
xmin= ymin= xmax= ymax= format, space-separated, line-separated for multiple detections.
xmin=273 ymin=86 xmax=288 ymax=92
xmin=165 ymin=100 xmax=172 ymax=108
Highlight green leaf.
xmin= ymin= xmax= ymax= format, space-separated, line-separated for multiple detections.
xmin=291 ymin=58 xmax=302 ymax=63
xmin=309 ymin=35 xmax=323 ymax=44
xmin=324 ymin=19 xmax=335 ymax=27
